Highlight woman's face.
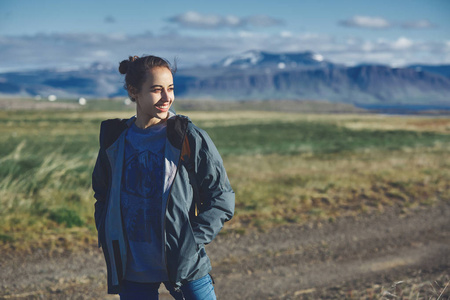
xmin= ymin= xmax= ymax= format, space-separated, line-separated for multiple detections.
xmin=134 ymin=67 xmax=174 ymax=122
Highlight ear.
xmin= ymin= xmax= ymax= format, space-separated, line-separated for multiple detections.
xmin=128 ymin=85 xmax=138 ymax=100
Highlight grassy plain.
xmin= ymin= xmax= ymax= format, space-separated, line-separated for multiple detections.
xmin=0 ymin=103 xmax=449 ymax=252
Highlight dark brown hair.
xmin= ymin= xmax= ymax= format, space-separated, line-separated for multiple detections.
xmin=119 ymin=55 xmax=176 ymax=102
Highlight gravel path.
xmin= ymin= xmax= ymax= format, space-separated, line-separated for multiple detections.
xmin=1 ymin=202 xmax=449 ymax=299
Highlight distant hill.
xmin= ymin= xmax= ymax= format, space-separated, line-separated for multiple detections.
xmin=1 ymin=50 xmax=449 ymax=106
xmin=406 ymin=64 xmax=450 ymax=78
xmin=0 ymin=62 xmax=124 ymax=99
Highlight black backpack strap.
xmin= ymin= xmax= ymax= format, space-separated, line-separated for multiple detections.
xmin=184 ymin=139 xmax=201 ymax=216
xmin=167 ymin=115 xmax=189 ymax=150
xmin=100 ymin=119 xmax=129 ymax=149
xmin=168 ymin=116 xmax=203 ymax=216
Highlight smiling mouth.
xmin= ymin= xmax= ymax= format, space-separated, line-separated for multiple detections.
xmin=155 ymin=102 xmax=170 ymax=111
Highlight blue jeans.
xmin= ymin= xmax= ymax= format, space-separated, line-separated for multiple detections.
xmin=120 ymin=274 xmax=216 ymax=300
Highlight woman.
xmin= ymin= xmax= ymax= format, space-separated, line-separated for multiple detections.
xmin=92 ymin=55 xmax=235 ymax=300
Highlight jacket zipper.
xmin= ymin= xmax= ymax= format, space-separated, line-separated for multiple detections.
xmin=163 ymin=120 xmax=189 ymax=291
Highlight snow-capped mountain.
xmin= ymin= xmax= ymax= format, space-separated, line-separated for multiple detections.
xmin=1 ymin=51 xmax=450 ymax=106
xmin=216 ymin=50 xmax=335 ymax=70
xmin=175 ymin=63 xmax=450 ymax=104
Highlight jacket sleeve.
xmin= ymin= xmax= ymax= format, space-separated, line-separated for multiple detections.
xmin=92 ymin=121 xmax=109 ymax=232
xmin=189 ymin=128 xmax=235 ymax=245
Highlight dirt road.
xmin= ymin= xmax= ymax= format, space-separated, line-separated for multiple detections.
xmin=1 ymin=201 xmax=449 ymax=299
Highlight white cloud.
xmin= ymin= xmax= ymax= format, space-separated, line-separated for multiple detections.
xmin=224 ymin=15 xmax=241 ymax=27
xmin=246 ymin=15 xmax=283 ymax=27
xmin=0 ymin=31 xmax=449 ymax=73
xmin=392 ymin=37 xmax=413 ymax=50
xmin=340 ymin=16 xmax=392 ymax=29
xmin=361 ymin=41 xmax=374 ymax=52
xmin=238 ymin=31 xmax=260 ymax=38
xmin=340 ymin=16 xmax=437 ymax=31
xmin=280 ymin=31 xmax=292 ymax=38
xmin=92 ymin=50 xmax=110 ymax=58
xmin=401 ymin=19 xmax=435 ymax=29
xmin=167 ymin=11 xmax=282 ymax=29
xmin=168 ymin=11 xmax=226 ymax=29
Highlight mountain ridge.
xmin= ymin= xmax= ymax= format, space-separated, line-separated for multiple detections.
xmin=0 ymin=50 xmax=449 ymax=105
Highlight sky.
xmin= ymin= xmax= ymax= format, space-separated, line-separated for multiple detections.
xmin=0 ymin=0 xmax=449 ymax=72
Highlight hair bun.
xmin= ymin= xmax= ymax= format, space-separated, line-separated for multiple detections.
xmin=119 ymin=56 xmax=141 ymax=74
xmin=119 ymin=60 xmax=130 ymax=74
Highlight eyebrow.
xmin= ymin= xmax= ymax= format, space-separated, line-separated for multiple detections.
xmin=150 ymin=84 xmax=174 ymax=89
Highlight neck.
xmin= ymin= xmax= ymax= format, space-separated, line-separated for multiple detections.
xmin=135 ymin=113 xmax=167 ymax=129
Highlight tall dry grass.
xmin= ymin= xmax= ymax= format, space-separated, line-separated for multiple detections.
xmin=0 ymin=109 xmax=449 ymax=250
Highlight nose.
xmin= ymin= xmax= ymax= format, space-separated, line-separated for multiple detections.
xmin=161 ymin=88 xmax=172 ymax=102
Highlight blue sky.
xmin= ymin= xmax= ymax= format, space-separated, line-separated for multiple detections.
xmin=0 ymin=0 xmax=449 ymax=72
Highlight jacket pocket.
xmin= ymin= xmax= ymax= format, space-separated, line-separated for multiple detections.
xmin=112 ymin=240 xmax=123 ymax=282
xmin=197 ymin=243 xmax=206 ymax=258
xmin=97 ymin=205 xmax=108 ymax=248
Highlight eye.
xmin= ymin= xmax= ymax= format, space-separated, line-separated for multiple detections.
xmin=151 ymin=88 xmax=162 ymax=93
xmin=168 ymin=87 xmax=174 ymax=92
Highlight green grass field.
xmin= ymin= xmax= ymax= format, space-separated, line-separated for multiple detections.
xmin=1 ymin=104 xmax=449 ymax=252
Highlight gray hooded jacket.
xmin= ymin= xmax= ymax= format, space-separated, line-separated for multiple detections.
xmin=92 ymin=114 xmax=235 ymax=294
